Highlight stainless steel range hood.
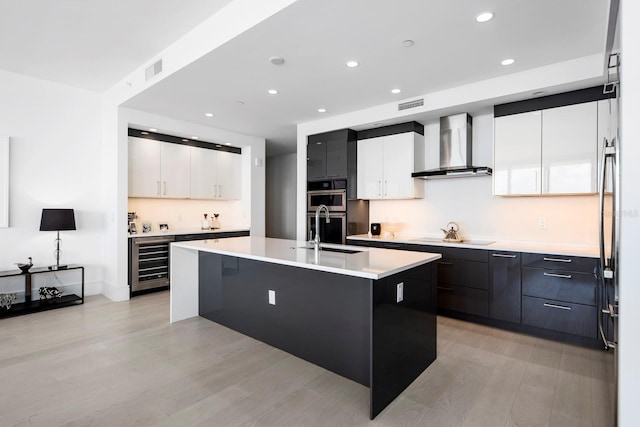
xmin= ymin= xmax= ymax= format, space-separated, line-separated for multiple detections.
xmin=411 ymin=113 xmax=492 ymax=179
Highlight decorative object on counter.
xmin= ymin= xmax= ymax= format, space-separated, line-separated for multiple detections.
xmin=201 ymin=213 xmax=210 ymax=230
xmin=39 ymin=286 xmax=63 ymax=300
xmin=441 ymin=221 xmax=462 ymax=243
xmin=370 ymin=223 xmax=381 ymax=236
xmin=128 ymin=212 xmax=138 ymax=234
xmin=159 ymin=223 xmax=169 ymax=232
xmin=16 ymin=257 xmax=33 ymax=273
xmin=211 ymin=213 xmax=221 ymax=229
xmin=39 ymin=208 xmax=76 ymax=270
xmin=142 ymin=221 xmax=152 ymax=233
xmin=0 ymin=292 xmax=17 ymax=310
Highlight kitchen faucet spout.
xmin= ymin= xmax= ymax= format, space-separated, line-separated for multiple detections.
xmin=313 ymin=204 xmax=330 ymax=251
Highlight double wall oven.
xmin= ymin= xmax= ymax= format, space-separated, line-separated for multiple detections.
xmin=307 ymin=179 xmax=348 ymax=244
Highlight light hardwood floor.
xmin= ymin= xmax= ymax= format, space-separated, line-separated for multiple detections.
xmin=0 ymin=292 xmax=615 ymax=427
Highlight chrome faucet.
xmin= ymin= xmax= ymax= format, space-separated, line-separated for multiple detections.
xmin=313 ymin=204 xmax=330 ymax=251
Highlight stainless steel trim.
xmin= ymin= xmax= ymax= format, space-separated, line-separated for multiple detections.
xmin=543 ymin=303 xmax=571 ymax=311
xmin=134 ymin=238 xmax=174 ymax=245
xmin=543 ymin=257 xmax=572 ymax=263
xmin=492 ymin=254 xmax=517 ymax=258
xmin=543 ymin=272 xmax=572 ymax=279
xmin=306 ymin=189 xmax=347 ymax=212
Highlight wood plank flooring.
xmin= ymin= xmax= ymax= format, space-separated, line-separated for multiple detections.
xmin=0 ymin=291 xmax=615 ymax=426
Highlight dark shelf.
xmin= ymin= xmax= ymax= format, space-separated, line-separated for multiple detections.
xmin=0 ymin=294 xmax=83 ymax=318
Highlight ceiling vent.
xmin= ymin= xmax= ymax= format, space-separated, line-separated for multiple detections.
xmin=145 ymin=59 xmax=163 ymax=81
xmin=398 ymin=98 xmax=424 ymax=111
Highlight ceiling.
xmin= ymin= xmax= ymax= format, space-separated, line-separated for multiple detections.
xmin=0 ymin=0 xmax=611 ymax=156
xmin=0 ymin=0 xmax=233 ymax=91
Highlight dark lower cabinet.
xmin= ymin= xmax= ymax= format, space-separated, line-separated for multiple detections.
xmin=522 ymin=296 xmax=597 ymax=338
xmin=437 ymin=285 xmax=488 ymax=317
xmin=489 ymin=252 xmax=521 ymax=323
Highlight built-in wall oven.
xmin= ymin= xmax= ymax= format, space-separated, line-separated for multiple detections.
xmin=307 ymin=179 xmax=347 ymax=244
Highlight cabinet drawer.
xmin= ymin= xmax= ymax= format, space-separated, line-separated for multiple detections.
xmin=438 ymin=259 xmax=489 ymax=290
xmin=522 ymin=268 xmax=596 ymax=306
xmin=521 ymin=253 xmax=597 ymax=273
xmin=522 ymin=296 xmax=597 ymax=338
xmin=437 ymin=285 xmax=488 ymax=317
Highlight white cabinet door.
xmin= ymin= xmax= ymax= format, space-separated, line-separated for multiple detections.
xmin=382 ymin=133 xmax=415 ymax=198
xmin=217 ymin=150 xmax=242 ymax=200
xmin=128 ymin=137 xmax=162 ymax=197
xmin=542 ymin=102 xmax=598 ymax=194
xmin=494 ymin=112 xmax=542 ymax=195
xmin=190 ymin=146 xmax=218 ymax=199
xmin=357 ymin=137 xmax=384 ymax=199
xmin=160 ymin=143 xmax=191 ymax=198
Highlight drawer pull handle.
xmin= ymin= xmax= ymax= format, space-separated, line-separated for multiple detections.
xmin=492 ymin=254 xmax=517 ymax=258
xmin=543 ymin=257 xmax=572 ymax=263
xmin=437 ymin=261 xmax=453 ymax=265
xmin=543 ymin=303 xmax=572 ymax=311
xmin=543 ymin=272 xmax=573 ymax=279
xmin=437 ymin=286 xmax=453 ymax=292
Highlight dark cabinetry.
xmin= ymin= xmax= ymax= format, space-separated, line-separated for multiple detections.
xmin=434 ymin=249 xmax=489 ymax=317
xmin=521 ymin=253 xmax=597 ymax=338
xmin=489 ymin=252 xmax=521 ymax=323
xmin=307 ymin=129 xmax=355 ymax=181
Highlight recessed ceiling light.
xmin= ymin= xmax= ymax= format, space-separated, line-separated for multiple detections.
xmin=205 ymin=113 xmax=214 ymax=117
xmin=141 ymin=131 xmax=149 ymax=135
xmin=501 ymin=58 xmax=515 ymax=66
xmin=182 ymin=139 xmax=189 ymax=142
xmin=235 ymin=101 xmax=245 ymax=105
xmin=192 ymin=136 xmax=199 ymax=139
xmin=149 ymin=128 xmax=157 ymax=132
xmin=268 ymin=89 xmax=279 ymax=95
xmin=318 ymin=108 xmax=327 ymax=113
xmin=216 ymin=145 xmax=222 ymax=148
xmin=475 ymin=12 xmax=494 ymax=23
xmin=225 ymin=143 xmax=231 ymax=146
xmin=346 ymin=60 xmax=359 ymax=68
xmin=401 ymin=40 xmax=414 ymax=48
xmin=391 ymin=89 xmax=401 ymax=94
xmin=269 ymin=56 xmax=285 ymax=65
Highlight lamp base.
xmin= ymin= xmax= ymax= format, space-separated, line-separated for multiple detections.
xmin=48 ymin=264 xmax=68 ymax=271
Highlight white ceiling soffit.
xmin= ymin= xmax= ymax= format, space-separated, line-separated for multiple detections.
xmin=123 ymin=0 xmax=609 ymax=156
xmin=0 ymin=0 xmax=234 ymax=92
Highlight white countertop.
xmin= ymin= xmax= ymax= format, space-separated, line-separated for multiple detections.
xmin=347 ymin=234 xmax=600 ymax=258
xmin=128 ymin=226 xmax=250 ymax=239
xmin=172 ymin=236 xmax=441 ymax=280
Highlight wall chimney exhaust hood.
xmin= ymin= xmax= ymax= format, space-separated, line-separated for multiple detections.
xmin=411 ymin=113 xmax=492 ymax=179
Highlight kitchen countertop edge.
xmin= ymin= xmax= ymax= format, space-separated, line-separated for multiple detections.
xmin=128 ymin=227 xmax=250 ymax=239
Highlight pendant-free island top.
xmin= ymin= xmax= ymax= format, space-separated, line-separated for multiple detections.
xmin=170 ymin=236 xmax=441 ymax=419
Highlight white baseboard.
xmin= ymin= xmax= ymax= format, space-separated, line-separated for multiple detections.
xmin=101 ymin=282 xmax=130 ymax=301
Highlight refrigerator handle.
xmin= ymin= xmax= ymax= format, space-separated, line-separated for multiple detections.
xmin=597 ymin=137 xmax=611 ymax=349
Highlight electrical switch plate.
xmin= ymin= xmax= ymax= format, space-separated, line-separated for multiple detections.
xmin=268 ymin=290 xmax=276 ymax=305
xmin=396 ymin=282 xmax=404 ymax=303
xmin=538 ymin=219 xmax=547 ymax=230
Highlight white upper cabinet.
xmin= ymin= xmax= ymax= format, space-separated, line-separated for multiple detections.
xmin=494 ymin=111 xmax=542 ymax=195
xmin=542 ymin=102 xmax=597 ymax=194
xmin=160 ymin=143 xmax=191 ymax=198
xmin=129 ymin=137 xmax=241 ymax=200
xmin=494 ymin=101 xmax=598 ymax=196
xmin=357 ymin=132 xmax=424 ymax=199
xmin=190 ymin=147 xmax=241 ymax=200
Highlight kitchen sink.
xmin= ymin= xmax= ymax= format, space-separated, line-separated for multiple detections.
xmin=410 ymin=237 xmax=495 ymax=246
xmin=297 ymin=245 xmax=365 ymax=254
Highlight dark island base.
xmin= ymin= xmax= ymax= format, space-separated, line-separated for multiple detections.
xmin=198 ymin=252 xmax=437 ymax=419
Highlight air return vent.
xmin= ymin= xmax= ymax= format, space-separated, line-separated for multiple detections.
xmin=398 ymin=98 xmax=424 ymax=111
xmin=145 ymin=59 xmax=163 ymax=81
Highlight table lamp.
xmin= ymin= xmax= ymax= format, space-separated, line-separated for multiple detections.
xmin=39 ymin=208 xmax=76 ymax=270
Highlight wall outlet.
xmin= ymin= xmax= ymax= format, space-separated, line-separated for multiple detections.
xmin=396 ymin=282 xmax=404 ymax=303
xmin=538 ymin=219 xmax=547 ymax=230
xmin=268 ymin=290 xmax=276 ymax=305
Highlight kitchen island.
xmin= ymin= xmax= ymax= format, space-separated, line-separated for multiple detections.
xmin=170 ymin=236 xmax=441 ymax=419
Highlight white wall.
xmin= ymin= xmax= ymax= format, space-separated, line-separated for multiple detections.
xmin=368 ymin=113 xmax=600 ymax=246
xmin=0 ymin=69 xmax=105 ymax=295
xmin=266 ymin=153 xmax=297 ymax=239
xmin=618 ymin=1 xmax=640 ymax=425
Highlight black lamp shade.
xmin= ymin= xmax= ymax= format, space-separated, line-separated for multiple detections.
xmin=39 ymin=209 xmax=76 ymax=231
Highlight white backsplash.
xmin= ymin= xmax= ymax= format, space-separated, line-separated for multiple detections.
xmin=128 ymin=198 xmax=248 ymax=232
